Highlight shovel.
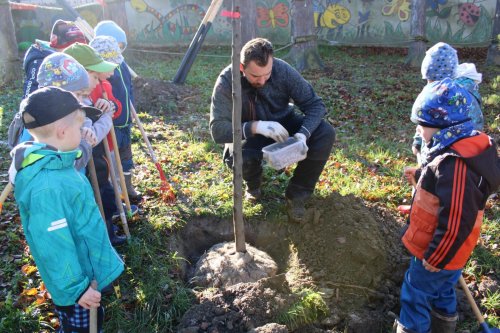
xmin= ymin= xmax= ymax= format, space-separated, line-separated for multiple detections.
xmin=459 ymin=276 xmax=500 ymax=333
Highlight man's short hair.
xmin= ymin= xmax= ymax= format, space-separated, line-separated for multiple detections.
xmin=240 ymin=38 xmax=274 ymax=68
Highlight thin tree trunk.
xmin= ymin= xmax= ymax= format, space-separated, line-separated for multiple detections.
xmin=486 ymin=0 xmax=500 ymax=65
xmin=286 ymin=0 xmax=323 ymax=72
xmin=0 ymin=0 xmax=19 ymax=86
xmin=241 ymin=0 xmax=256 ymax=46
xmin=231 ymin=0 xmax=245 ymax=253
xmin=103 ymin=0 xmax=129 ymax=35
xmin=406 ymin=0 xmax=426 ymax=67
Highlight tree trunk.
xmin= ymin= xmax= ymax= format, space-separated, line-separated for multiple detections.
xmin=286 ymin=0 xmax=323 ymax=72
xmin=103 ymin=0 xmax=129 ymax=35
xmin=0 ymin=0 xmax=19 ymax=86
xmin=486 ymin=0 xmax=500 ymax=66
xmin=240 ymin=0 xmax=256 ymax=46
xmin=405 ymin=0 xmax=426 ymax=67
xmin=231 ymin=0 xmax=245 ymax=253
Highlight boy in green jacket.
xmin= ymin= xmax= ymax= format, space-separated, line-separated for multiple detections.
xmin=9 ymin=87 xmax=124 ymax=332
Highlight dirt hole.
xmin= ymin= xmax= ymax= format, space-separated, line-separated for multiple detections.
xmin=170 ymin=192 xmax=408 ymax=332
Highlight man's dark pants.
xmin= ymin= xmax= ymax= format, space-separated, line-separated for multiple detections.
xmin=224 ymin=112 xmax=335 ymax=200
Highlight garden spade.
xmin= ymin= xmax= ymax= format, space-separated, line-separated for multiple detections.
xmin=459 ymin=276 xmax=500 ymax=333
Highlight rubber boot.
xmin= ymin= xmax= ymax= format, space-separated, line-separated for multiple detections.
xmin=395 ymin=321 xmax=419 ymax=333
xmin=430 ymin=310 xmax=457 ymax=333
xmin=285 ymin=197 xmax=306 ymax=223
xmin=124 ymin=172 xmax=142 ymax=202
xmin=285 ymin=159 xmax=327 ymax=223
xmin=106 ymin=219 xmax=126 ymax=246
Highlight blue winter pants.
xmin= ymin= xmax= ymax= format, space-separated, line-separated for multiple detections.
xmin=399 ymin=257 xmax=462 ymax=333
xmin=115 ymin=125 xmax=134 ymax=172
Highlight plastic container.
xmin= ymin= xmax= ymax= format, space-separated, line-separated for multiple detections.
xmin=262 ymin=137 xmax=307 ymax=170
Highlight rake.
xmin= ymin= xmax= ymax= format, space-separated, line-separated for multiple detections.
xmin=131 ymin=105 xmax=175 ymax=203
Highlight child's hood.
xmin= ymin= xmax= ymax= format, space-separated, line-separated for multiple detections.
xmin=23 ymin=42 xmax=54 ymax=72
xmin=451 ymin=133 xmax=500 ymax=192
xmin=9 ymin=142 xmax=80 ymax=185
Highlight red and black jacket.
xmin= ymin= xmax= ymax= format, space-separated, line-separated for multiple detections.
xmin=403 ymin=133 xmax=500 ymax=270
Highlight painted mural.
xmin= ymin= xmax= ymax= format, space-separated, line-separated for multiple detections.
xmin=10 ymin=0 xmax=497 ymax=48
xmin=10 ymin=0 xmax=102 ymax=49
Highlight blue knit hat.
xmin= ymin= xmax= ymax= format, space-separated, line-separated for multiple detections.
xmin=421 ymin=42 xmax=458 ymax=81
xmin=94 ymin=20 xmax=127 ymax=51
xmin=37 ymin=52 xmax=89 ymax=92
xmin=411 ymin=78 xmax=472 ymax=129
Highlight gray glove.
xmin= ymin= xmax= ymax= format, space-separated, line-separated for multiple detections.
xmin=255 ymin=121 xmax=289 ymax=143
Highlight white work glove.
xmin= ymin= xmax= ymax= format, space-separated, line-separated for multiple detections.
xmin=81 ymin=127 xmax=98 ymax=147
xmin=294 ymin=133 xmax=309 ymax=154
xmin=255 ymin=121 xmax=289 ymax=143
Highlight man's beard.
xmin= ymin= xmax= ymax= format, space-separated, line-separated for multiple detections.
xmin=250 ymin=82 xmax=264 ymax=89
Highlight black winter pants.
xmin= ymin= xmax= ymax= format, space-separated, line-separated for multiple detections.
xmin=224 ymin=113 xmax=335 ymax=200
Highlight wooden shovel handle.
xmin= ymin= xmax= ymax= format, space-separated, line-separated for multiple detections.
xmin=459 ymin=275 xmax=486 ymax=324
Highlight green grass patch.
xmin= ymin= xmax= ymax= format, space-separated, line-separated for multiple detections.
xmin=277 ymin=288 xmax=329 ymax=330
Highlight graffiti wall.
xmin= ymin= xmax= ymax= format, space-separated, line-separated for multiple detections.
xmin=11 ymin=0 xmax=497 ymax=48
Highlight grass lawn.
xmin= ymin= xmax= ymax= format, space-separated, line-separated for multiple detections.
xmin=0 ymin=44 xmax=498 ymax=332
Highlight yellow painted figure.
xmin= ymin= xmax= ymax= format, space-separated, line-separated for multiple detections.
xmin=314 ymin=4 xmax=351 ymax=29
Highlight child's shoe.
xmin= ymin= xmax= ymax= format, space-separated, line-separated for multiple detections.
xmin=105 ymin=219 xmax=127 ymax=246
xmin=112 ymin=204 xmax=138 ymax=220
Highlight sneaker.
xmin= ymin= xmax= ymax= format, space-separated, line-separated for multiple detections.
xmin=112 ymin=204 xmax=139 ymax=220
xmin=110 ymin=233 xmax=127 ymax=246
xmin=286 ymin=197 xmax=306 ymax=223
xmin=245 ymin=188 xmax=262 ymax=202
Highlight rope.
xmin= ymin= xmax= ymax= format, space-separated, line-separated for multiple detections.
xmin=317 ymin=37 xmax=494 ymax=47
xmin=127 ymin=43 xmax=295 ymax=58
xmin=127 ymin=48 xmax=230 ymax=59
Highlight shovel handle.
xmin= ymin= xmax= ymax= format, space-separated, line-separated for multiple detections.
xmin=0 ymin=183 xmax=14 ymax=214
xmin=131 ymin=105 xmax=158 ymax=163
xmin=459 ymin=275 xmax=486 ymax=324
xmin=89 ymin=280 xmax=98 ymax=333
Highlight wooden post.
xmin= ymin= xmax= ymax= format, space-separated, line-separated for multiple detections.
xmin=231 ymin=0 xmax=245 ymax=253
xmin=286 ymin=0 xmax=323 ymax=72
xmin=486 ymin=0 xmax=500 ymax=66
xmin=0 ymin=0 xmax=19 ymax=86
xmin=405 ymin=0 xmax=426 ymax=67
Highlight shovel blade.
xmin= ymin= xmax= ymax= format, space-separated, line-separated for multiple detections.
xmin=481 ymin=322 xmax=500 ymax=333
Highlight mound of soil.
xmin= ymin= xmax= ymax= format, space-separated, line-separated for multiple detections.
xmin=132 ymin=77 xmax=201 ymax=115
xmin=192 ymin=242 xmax=278 ymax=288
xmin=173 ymin=192 xmax=408 ymax=332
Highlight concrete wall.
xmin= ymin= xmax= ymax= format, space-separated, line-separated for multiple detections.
xmin=11 ymin=0 xmax=497 ymax=48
